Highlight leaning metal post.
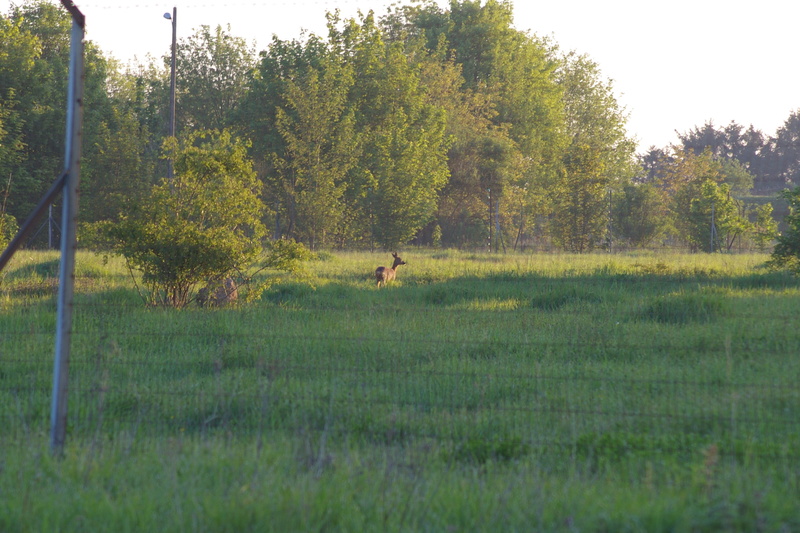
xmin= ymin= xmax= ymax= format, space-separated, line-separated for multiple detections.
xmin=51 ymin=1 xmax=84 ymax=455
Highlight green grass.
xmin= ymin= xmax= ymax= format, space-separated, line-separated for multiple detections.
xmin=2 ymin=249 xmax=800 ymax=531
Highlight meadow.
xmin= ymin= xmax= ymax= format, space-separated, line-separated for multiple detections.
xmin=1 ymin=249 xmax=800 ymax=531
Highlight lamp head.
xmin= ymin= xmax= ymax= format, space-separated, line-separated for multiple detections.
xmin=163 ymin=13 xmax=172 ymax=20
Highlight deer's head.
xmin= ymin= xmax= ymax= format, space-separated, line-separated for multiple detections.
xmin=391 ymin=252 xmax=406 ymax=269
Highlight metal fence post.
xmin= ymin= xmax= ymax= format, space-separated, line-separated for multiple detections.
xmin=51 ymin=1 xmax=84 ymax=455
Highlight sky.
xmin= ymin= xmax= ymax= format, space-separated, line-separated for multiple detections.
xmin=4 ymin=0 xmax=798 ymax=153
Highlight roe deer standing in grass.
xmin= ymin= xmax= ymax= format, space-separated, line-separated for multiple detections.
xmin=375 ymin=252 xmax=406 ymax=288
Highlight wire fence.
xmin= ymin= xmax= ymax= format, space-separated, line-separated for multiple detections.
xmin=3 ymin=267 xmax=800 ymax=467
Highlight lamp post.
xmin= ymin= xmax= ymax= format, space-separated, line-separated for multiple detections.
xmin=164 ymin=7 xmax=177 ymax=183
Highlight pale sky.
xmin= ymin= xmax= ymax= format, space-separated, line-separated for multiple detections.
xmin=4 ymin=0 xmax=798 ymax=153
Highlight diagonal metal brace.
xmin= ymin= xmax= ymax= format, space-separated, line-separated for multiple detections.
xmin=0 ymin=172 xmax=68 ymax=274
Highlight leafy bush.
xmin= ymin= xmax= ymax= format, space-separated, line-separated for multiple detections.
xmin=263 ymin=238 xmax=315 ymax=273
xmin=106 ymin=130 xmax=265 ymax=307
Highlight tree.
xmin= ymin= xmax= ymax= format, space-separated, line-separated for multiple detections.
xmin=719 ymin=157 xmax=754 ymax=196
xmin=329 ymin=12 xmax=450 ymax=250
xmin=106 ymin=130 xmax=265 ymax=307
xmin=549 ymin=143 xmax=608 ymax=252
xmin=0 ymin=94 xmax=24 ymax=192
xmin=549 ymin=52 xmax=636 ymax=251
xmin=0 ymin=2 xmax=65 ymax=220
xmin=381 ymin=3 xmax=526 ymax=248
xmin=612 ymin=183 xmax=667 ymax=247
xmin=683 ymin=180 xmax=746 ymax=252
xmin=241 ymin=33 xmax=330 ymax=239
xmin=445 ymin=0 xmax=567 ymax=246
xmin=271 ymin=51 xmax=359 ymax=248
xmin=1 ymin=1 xmax=132 ymax=240
xmin=0 ymin=164 xmax=17 ymax=248
xmin=675 ymin=119 xmax=780 ymax=193
xmin=79 ymin=106 xmax=152 ymax=224
xmin=770 ymin=110 xmax=800 ymax=189
xmin=749 ymin=202 xmax=778 ymax=252
xmin=174 ymin=24 xmax=255 ymax=132
xmin=768 ymin=186 xmax=800 ymax=274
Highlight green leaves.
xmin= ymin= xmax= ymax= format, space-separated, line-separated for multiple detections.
xmin=768 ymin=187 xmax=800 ymax=274
xmin=107 ymin=130 xmax=265 ymax=307
xmin=175 ymin=24 xmax=255 ymax=132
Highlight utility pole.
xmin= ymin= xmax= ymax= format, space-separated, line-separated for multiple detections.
xmin=165 ymin=7 xmax=177 ymax=183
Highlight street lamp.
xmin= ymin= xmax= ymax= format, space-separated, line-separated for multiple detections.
xmin=164 ymin=7 xmax=177 ymax=183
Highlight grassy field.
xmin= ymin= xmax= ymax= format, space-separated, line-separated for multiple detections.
xmin=2 ymin=249 xmax=800 ymax=531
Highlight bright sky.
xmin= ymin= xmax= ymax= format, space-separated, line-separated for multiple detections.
xmin=4 ymin=0 xmax=798 ymax=153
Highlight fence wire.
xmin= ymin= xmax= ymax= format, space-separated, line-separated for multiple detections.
xmin=3 ymin=268 xmax=800 ymax=466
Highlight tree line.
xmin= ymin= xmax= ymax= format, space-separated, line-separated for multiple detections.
xmin=1 ymin=0 xmax=799 ymax=253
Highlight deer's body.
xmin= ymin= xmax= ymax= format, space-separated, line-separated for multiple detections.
xmin=375 ymin=252 xmax=406 ymax=288
xmin=197 ymin=277 xmax=238 ymax=307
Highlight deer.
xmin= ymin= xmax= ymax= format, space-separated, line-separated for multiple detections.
xmin=197 ymin=276 xmax=238 ymax=307
xmin=375 ymin=252 xmax=406 ymax=288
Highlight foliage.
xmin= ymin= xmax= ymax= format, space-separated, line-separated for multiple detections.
xmin=549 ymin=143 xmax=609 ymax=252
xmin=0 ymin=93 xmax=25 ymax=190
xmin=612 ymin=182 xmax=667 ymax=247
xmin=262 ymin=238 xmax=315 ymax=273
xmin=444 ymin=1 xmax=568 ymax=248
xmin=771 ymin=110 xmax=800 ymax=188
xmin=0 ymin=156 xmax=17 ymax=248
xmin=549 ymin=52 xmax=636 ymax=252
xmin=0 ymin=1 xmax=143 ymax=243
xmin=270 ymin=46 xmax=358 ymax=248
xmin=749 ymin=202 xmax=779 ymax=251
xmin=684 ymin=180 xmax=747 ymax=252
xmin=673 ymin=117 xmax=797 ymax=194
xmin=339 ymin=14 xmax=451 ymax=250
xmin=4 ymin=1 xmax=799 ymax=253
xmin=106 ymin=130 xmax=265 ymax=307
xmin=719 ymin=157 xmax=754 ymax=195
xmin=768 ymin=186 xmax=800 ymax=273
xmin=0 ymin=212 xmax=17 ymax=249
xmin=175 ymin=24 xmax=255 ymax=132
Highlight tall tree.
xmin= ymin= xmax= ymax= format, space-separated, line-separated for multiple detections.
xmin=446 ymin=0 xmax=566 ymax=182
xmin=549 ymin=143 xmax=608 ymax=252
xmin=653 ymin=149 xmax=745 ymax=250
xmin=0 ymin=1 xmax=69 ymax=220
xmin=175 ymin=24 xmax=255 ymax=132
xmin=683 ymin=180 xmax=747 ymax=252
xmin=382 ymin=3 xmax=520 ymax=247
xmin=1 ymin=1 xmax=124 ymax=236
xmin=331 ymin=12 xmax=451 ymax=249
xmin=271 ymin=50 xmax=359 ymax=248
xmin=770 ymin=110 xmax=800 ymax=190
xmin=549 ymin=52 xmax=635 ymax=251
xmin=413 ymin=0 xmax=567 ymax=248
xmin=241 ymin=33 xmax=329 ymax=236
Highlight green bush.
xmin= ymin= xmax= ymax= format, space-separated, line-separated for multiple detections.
xmin=106 ymin=130 xmax=266 ymax=307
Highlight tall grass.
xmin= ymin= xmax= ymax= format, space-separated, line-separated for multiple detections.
xmin=1 ymin=249 xmax=799 ymax=531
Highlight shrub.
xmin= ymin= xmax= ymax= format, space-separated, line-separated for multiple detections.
xmin=106 ymin=130 xmax=265 ymax=307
